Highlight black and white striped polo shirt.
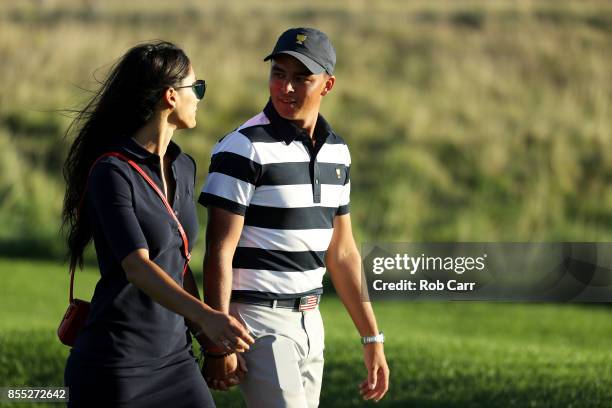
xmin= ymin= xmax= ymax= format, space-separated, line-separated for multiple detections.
xmin=199 ymin=101 xmax=351 ymax=299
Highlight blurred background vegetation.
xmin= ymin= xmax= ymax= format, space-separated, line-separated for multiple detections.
xmin=2 ymin=0 xmax=611 ymax=264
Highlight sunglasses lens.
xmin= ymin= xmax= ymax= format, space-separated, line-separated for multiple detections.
xmin=194 ymin=80 xmax=206 ymax=100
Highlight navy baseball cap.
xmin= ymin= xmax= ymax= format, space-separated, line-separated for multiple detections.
xmin=264 ymin=27 xmax=336 ymax=75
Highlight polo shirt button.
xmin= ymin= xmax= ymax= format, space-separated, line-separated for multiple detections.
xmin=315 ymin=179 xmax=319 ymax=184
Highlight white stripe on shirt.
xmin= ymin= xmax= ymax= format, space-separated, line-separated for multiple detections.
xmin=238 ymin=226 xmax=334 ymax=252
xmin=204 ymin=172 xmax=255 ymax=206
xmin=233 ymin=267 xmax=327 ymax=294
xmin=249 ymin=184 xmax=345 ymax=208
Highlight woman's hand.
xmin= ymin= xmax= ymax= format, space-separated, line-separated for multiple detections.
xmin=198 ymin=310 xmax=254 ymax=353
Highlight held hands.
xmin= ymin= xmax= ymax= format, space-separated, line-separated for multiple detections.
xmin=196 ymin=308 xmax=253 ymax=391
xmin=360 ymin=343 xmax=390 ymax=402
xmin=202 ymin=353 xmax=248 ymax=391
xmin=198 ymin=309 xmax=254 ymax=353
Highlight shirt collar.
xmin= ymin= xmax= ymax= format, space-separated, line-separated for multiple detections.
xmin=263 ymin=99 xmax=336 ymax=145
xmin=118 ymin=137 xmax=182 ymax=163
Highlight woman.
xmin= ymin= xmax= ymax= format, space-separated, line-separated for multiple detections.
xmin=62 ymin=41 xmax=253 ymax=407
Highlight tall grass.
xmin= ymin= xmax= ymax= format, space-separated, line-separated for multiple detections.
xmin=1 ymin=0 xmax=611 ymax=260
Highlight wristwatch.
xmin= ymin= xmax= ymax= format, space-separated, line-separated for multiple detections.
xmin=361 ymin=332 xmax=384 ymax=345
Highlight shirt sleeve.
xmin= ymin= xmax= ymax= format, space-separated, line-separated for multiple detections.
xmin=198 ymin=131 xmax=262 ymax=216
xmin=337 ymin=147 xmax=351 ymax=216
xmin=87 ymin=160 xmax=149 ymax=262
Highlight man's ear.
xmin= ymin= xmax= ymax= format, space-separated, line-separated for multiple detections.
xmin=321 ymin=75 xmax=336 ymax=96
xmin=162 ymin=87 xmax=177 ymax=109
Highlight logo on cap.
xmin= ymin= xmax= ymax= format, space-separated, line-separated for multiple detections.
xmin=296 ymin=34 xmax=307 ymax=45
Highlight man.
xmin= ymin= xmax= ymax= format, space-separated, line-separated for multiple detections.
xmin=199 ymin=27 xmax=389 ymax=407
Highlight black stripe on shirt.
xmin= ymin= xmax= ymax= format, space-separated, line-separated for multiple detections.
xmin=343 ymin=166 xmax=350 ymax=185
xmin=240 ymin=124 xmax=348 ymax=146
xmin=199 ymin=192 xmax=247 ymax=216
xmin=244 ymin=205 xmax=337 ymax=229
xmin=320 ymin=163 xmax=349 ymax=186
xmin=260 ymin=162 xmax=348 ymax=186
xmin=209 ymin=151 xmax=261 ymax=185
xmin=337 ymin=204 xmax=350 ymax=215
xmin=239 ymin=126 xmax=281 ymax=144
xmin=233 ymin=247 xmax=326 ymax=272
xmin=321 ymin=135 xmax=347 ymax=145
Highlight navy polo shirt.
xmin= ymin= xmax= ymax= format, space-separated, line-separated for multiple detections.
xmin=72 ymin=137 xmax=199 ymax=368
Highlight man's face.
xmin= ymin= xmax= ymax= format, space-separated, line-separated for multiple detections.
xmin=269 ymin=54 xmax=334 ymax=127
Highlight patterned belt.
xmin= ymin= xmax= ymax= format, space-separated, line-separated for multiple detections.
xmin=231 ymin=293 xmax=321 ymax=312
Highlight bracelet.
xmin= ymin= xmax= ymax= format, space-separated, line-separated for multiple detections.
xmin=203 ymin=351 xmax=234 ymax=358
xmin=200 ymin=343 xmax=233 ymax=358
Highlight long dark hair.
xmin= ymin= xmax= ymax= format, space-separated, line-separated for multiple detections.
xmin=62 ymin=41 xmax=191 ymax=272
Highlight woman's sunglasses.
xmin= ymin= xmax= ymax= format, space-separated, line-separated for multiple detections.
xmin=175 ymin=79 xmax=206 ymax=100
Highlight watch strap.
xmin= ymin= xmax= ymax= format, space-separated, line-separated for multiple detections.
xmin=361 ymin=332 xmax=384 ymax=345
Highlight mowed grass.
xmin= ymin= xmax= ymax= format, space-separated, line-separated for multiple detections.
xmin=2 ymin=258 xmax=612 ymax=407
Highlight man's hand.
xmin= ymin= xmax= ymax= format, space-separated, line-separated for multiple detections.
xmin=326 ymin=214 xmax=390 ymax=401
xmin=202 ymin=353 xmax=248 ymax=391
xmin=359 ymin=343 xmax=389 ymax=402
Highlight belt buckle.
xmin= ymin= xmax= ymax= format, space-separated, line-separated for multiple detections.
xmin=298 ymin=295 xmax=319 ymax=312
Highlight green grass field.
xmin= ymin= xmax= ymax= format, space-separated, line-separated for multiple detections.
xmin=2 ymin=258 xmax=612 ymax=407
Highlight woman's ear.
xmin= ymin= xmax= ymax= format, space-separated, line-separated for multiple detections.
xmin=163 ymin=87 xmax=177 ymax=109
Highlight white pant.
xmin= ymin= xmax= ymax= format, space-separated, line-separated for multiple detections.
xmin=230 ymin=302 xmax=325 ymax=408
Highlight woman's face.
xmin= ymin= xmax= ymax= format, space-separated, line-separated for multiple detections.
xmin=170 ymin=66 xmax=200 ymax=129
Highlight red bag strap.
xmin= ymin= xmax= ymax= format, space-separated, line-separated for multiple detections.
xmin=69 ymin=151 xmax=191 ymax=303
